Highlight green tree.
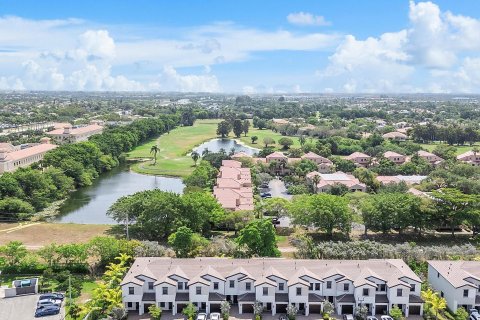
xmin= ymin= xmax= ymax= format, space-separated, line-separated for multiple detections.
xmin=0 ymin=240 xmax=28 ymax=267
xmin=233 ymin=119 xmax=243 ymax=138
xmin=149 ymin=304 xmax=162 ymax=320
xmin=220 ymin=300 xmax=231 ymax=320
xmin=454 ymin=307 xmax=468 ymax=320
xmin=422 ymin=289 xmax=446 ymax=320
xmin=217 ymin=121 xmax=232 ymax=138
xmin=242 ymin=119 xmax=250 ymax=137
xmin=289 ymin=194 xmax=352 ymax=238
xmin=299 ymin=135 xmax=306 ymax=146
xmin=150 ymin=145 xmax=159 ymax=165
xmin=191 ymin=151 xmax=200 ymax=166
xmin=278 ymin=137 xmax=294 ymax=149
xmin=263 ymin=137 xmax=275 ymax=148
xmin=168 ymin=226 xmax=208 ymax=258
xmin=251 ymin=136 xmax=258 ymax=144
xmin=389 ymin=305 xmax=404 ymax=320
xmin=183 ymin=303 xmax=197 ymax=320
xmin=237 ymin=219 xmax=280 ymax=257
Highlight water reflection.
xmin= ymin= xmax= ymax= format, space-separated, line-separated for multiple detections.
xmin=193 ymin=138 xmax=259 ymax=155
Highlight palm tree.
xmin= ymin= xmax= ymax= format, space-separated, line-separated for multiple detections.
xmin=422 ymin=289 xmax=446 ymax=319
xmin=312 ymin=174 xmax=321 ymax=193
xmin=150 ymin=145 xmax=159 ymax=165
xmin=202 ymin=148 xmax=210 ymax=156
xmin=191 ymin=151 xmax=200 ymax=166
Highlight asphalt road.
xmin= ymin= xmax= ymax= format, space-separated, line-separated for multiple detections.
xmin=268 ymin=178 xmax=292 ymax=200
xmin=0 ymin=294 xmax=65 ymax=320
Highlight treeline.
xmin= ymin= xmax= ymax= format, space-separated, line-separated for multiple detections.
xmin=412 ymin=123 xmax=479 ymax=145
xmin=0 ymin=115 xmax=179 ymax=219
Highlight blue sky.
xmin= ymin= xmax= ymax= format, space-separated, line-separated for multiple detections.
xmin=1 ymin=1 xmax=480 ymax=93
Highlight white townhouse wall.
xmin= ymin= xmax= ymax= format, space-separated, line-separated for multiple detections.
xmin=428 ymin=261 xmax=480 ymax=312
xmin=121 ymin=258 xmax=423 ymax=317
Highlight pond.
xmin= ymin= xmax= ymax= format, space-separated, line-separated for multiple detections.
xmin=193 ymin=138 xmax=260 ymax=155
xmin=54 ymin=165 xmax=185 ymax=224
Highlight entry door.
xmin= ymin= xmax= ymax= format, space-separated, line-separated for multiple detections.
xmin=266 ymin=303 xmax=272 ymax=311
xmin=169 ymin=302 xmax=173 ymax=310
xmin=299 ymin=303 xmax=305 ymax=311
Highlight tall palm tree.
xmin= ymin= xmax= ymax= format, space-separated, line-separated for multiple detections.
xmin=150 ymin=145 xmax=159 ymax=165
xmin=191 ymin=151 xmax=200 ymax=166
xmin=421 ymin=289 xmax=446 ymax=319
xmin=312 ymin=174 xmax=321 ymax=193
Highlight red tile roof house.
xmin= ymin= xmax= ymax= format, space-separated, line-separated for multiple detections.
xmin=46 ymin=122 xmax=103 ymax=144
xmin=301 ymin=152 xmax=334 ymax=173
xmin=345 ymin=152 xmax=372 ymax=168
xmin=306 ymin=171 xmax=366 ymax=193
xmin=382 ymin=132 xmax=407 ymax=142
xmin=213 ymin=160 xmax=254 ymax=211
xmin=0 ymin=138 xmax=57 ymax=173
xmin=457 ymin=150 xmax=480 ymax=166
xmin=417 ymin=150 xmax=444 ymax=166
xmin=383 ymin=151 xmax=407 ymax=165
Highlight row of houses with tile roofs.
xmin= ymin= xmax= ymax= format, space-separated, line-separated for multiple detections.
xmin=120 ymin=257 xmax=424 ymax=317
xmin=428 ymin=261 xmax=480 ymax=313
xmin=213 ymin=160 xmax=254 ymax=211
xmin=0 ymin=138 xmax=57 ymax=174
xmin=346 ymin=150 xmax=445 ymax=167
xmin=46 ymin=120 xmax=103 ymax=144
xmin=457 ymin=150 xmax=480 ymax=166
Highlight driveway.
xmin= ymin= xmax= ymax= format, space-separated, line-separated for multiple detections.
xmin=0 ymin=294 xmax=65 ymax=320
xmin=268 ymin=179 xmax=292 ymax=200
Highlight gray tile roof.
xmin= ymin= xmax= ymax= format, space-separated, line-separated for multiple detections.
xmin=175 ymin=292 xmax=189 ymax=301
xmin=409 ymin=294 xmax=424 ymax=304
xmin=275 ymin=293 xmax=289 ymax=302
xmin=308 ymin=293 xmax=325 ymax=302
xmin=142 ymin=292 xmax=156 ymax=301
xmin=428 ymin=261 xmax=480 ymax=288
xmin=375 ymin=294 xmax=389 ymax=303
xmin=337 ymin=294 xmax=355 ymax=303
xmin=238 ymin=292 xmax=256 ymax=302
xmin=209 ymin=292 xmax=226 ymax=302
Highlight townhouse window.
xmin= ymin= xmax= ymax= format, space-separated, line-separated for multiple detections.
xmin=196 ymin=287 xmax=202 ymax=295
xmin=128 ymin=287 xmax=134 ymax=295
xmin=279 ymin=283 xmax=284 ymax=291
xmin=185 ymin=282 xmax=188 ymax=289
xmin=410 ymin=284 xmax=415 ymax=292
xmin=178 ymin=282 xmax=184 ymax=290
xmin=309 ymin=283 xmax=314 ymax=291
xmin=440 ymin=291 xmax=444 ymax=298
xmin=263 ymin=287 xmax=268 ymax=296
xmin=230 ymin=280 xmax=235 ymax=288
xmin=160 ymin=302 xmax=165 ymax=308
xmin=326 ymin=281 xmax=332 ymax=289
xmin=315 ymin=283 xmax=320 ymax=291
xmin=296 ymin=287 xmax=302 ymax=296
xmin=377 ymin=284 xmax=386 ymax=292
xmin=344 ymin=283 xmax=349 ymax=291
xmin=162 ymin=287 xmax=168 ymax=295
xmin=397 ymin=289 xmax=403 ymax=297
xmin=127 ymin=302 xmax=132 ymax=308
xmin=246 ymin=282 xmax=251 ymax=291
xmin=148 ymin=282 xmax=154 ymax=290
xmin=478 ymin=285 xmax=480 ymax=292
xmin=363 ymin=288 xmax=369 ymax=296
xmin=463 ymin=289 xmax=468 ymax=297
xmin=214 ymin=282 xmax=219 ymax=290
xmin=437 ymin=272 xmax=440 ymax=278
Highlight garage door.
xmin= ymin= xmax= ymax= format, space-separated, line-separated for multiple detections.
xmin=341 ymin=305 xmax=354 ymax=314
xmin=177 ymin=304 xmax=187 ymax=313
xmin=276 ymin=304 xmax=287 ymax=314
xmin=309 ymin=305 xmax=321 ymax=314
xmin=410 ymin=305 xmax=421 ymax=315
xmin=210 ymin=304 xmax=221 ymax=312
xmin=242 ymin=304 xmax=254 ymax=313
xmin=376 ymin=305 xmax=388 ymax=315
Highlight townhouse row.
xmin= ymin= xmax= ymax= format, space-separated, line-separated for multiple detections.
xmin=121 ymin=258 xmax=425 ymax=317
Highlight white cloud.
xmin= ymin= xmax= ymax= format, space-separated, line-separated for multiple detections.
xmin=149 ymin=66 xmax=220 ymax=92
xmin=287 ymin=12 xmax=331 ymax=26
xmin=316 ymin=1 xmax=480 ymax=93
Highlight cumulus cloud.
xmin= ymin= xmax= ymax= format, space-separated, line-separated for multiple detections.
xmin=287 ymin=12 xmax=331 ymax=26
xmin=316 ymin=1 xmax=480 ymax=93
xmin=149 ymin=66 xmax=220 ymax=92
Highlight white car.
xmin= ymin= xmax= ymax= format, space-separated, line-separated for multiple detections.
xmin=470 ymin=310 xmax=480 ymax=320
xmin=37 ymin=298 xmax=62 ymax=308
xmin=343 ymin=315 xmax=354 ymax=320
xmin=367 ymin=317 xmax=379 ymax=320
xmin=196 ymin=313 xmax=207 ymax=320
xmin=210 ymin=312 xmax=221 ymax=320
xmin=381 ymin=316 xmax=394 ymax=320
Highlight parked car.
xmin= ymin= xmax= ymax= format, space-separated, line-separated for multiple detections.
xmin=37 ymin=298 xmax=62 ymax=308
xmin=260 ymin=183 xmax=269 ymax=188
xmin=39 ymin=293 xmax=64 ymax=301
xmin=271 ymin=217 xmax=280 ymax=225
xmin=210 ymin=312 xmax=221 ymax=320
xmin=381 ymin=316 xmax=394 ymax=320
xmin=35 ymin=305 xmax=61 ymax=317
xmin=196 ymin=313 xmax=207 ymax=320
xmin=470 ymin=310 xmax=480 ymax=320
xmin=260 ymin=192 xmax=272 ymax=198
xmin=367 ymin=317 xmax=379 ymax=320
xmin=343 ymin=315 xmax=354 ymax=320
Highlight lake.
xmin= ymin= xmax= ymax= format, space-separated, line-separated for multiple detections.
xmin=193 ymin=138 xmax=259 ymax=155
xmin=54 ymin=165 xmax=185 ymax=224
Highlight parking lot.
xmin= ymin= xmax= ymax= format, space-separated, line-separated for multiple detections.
xmin=0 ymin=294 xmax=65 ymax=320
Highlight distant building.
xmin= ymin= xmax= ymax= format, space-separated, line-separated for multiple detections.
xmin=121 ymin=257 xmax=423 ymax=317
xmin=306 ymin=171 xmax=366 ymax=193
xmin=383 ymin=151 xmax=407 ymax=165
xmin=457 ymin=150 xmax=480 ymax=166
xmin=382 ymin=132 xmax=407 ymax=142
xmin=427 ymin=261 xmax=480 ymax=312
xmin=301 ymin=152 xmax=334 ymax=173
xmin=213 ymin=160 xmax=254 ymax=211
xmin=345 ymin=152 xmax=371 ymax=168
xmin=46 ymin=121 xmax=103 ymax=144
xmin=376 ymin=175 xmax=427 ymax=185
xmin=0 ymin=138 xmax=57 ymax=173
xmin=417 ymin=150 xmax=443 ymax=166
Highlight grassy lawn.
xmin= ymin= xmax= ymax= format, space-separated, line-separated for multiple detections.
xmin=238 ymin=125 xmax=302 ymax=150
xmin=419 ymin=142 xmax=479 ymax=155
xmin=127 ymin=119 xmax=221 ymax=177
xmin=0 ymin=223 xmax=110 ymax=248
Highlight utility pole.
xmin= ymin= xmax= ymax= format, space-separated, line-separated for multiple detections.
xmin=126 ymin=213 xmax=129 ymax=240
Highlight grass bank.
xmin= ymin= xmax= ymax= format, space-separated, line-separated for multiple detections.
xmin=127 ymin=119 xmax=221 ymax=177
xmin=419 ymin=142 xmax=479 ymax=155
xmin=238 ymin=125 xmax=302 ymax=150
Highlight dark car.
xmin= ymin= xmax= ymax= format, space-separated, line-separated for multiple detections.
xmin=260 ymin=192 xmax=272 ymax=198
xmin=35 ymin=305 xmax=61 ymax=317
xmin=271 ymin=218 xmax=280 ymax=225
